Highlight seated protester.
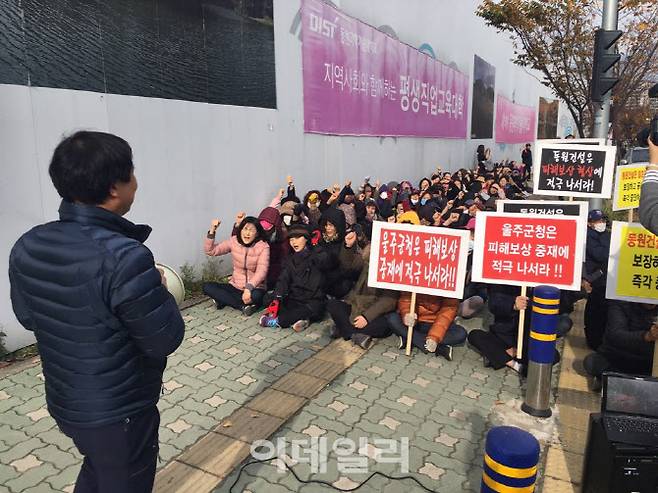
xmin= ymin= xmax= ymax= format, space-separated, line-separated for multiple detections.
xmin=303 ymin=190 xmax=323 ymax=229
xmin=326 ymin=239 xmax=399 ymax=349
xmin=259 ymin=223 xmax=326 ymax=331
xmin=584 ymin=301 xmax=658 ymax=382
xmin=419 ymin=177 xmax=431 ymax=192
xmin=398 ymin=181 xmax=413 ymax=201
xmin=203 ymin=216 xmax=270 ymax=316
xmin=409 ymin=189 xmax=421 ymax=210
xmin=583 ymin=209 xmax=611 ymax=350
xmin=359 ymin=198 xmax=381 ymax=240
xmin=440 ymin=208 xmax=463 ymax=229
xmin=258 ymin=206 xmax=287 ymax=290
xmin=467 ymin=285 xmax=541 ymax=373
xmin=385 ymin=211 xmax=467 ymax=360
xmin=317 ymin=207 xmax=362 ymax=299
xmin=418 ymin=204 xmax=441 ymax=227
xmin=337 ymin=183 xmax=358 ymax=226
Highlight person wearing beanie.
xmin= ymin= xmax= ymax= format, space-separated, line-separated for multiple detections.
xmin=259 ymin=223 xmax=327 ymax=331
xmin=204 ymin=216 xmax=270 ymax=316
xmin=384 ymin=213 xmax=467 ymax=360
xmin=256 ymin=206 xmax=288 ymax=289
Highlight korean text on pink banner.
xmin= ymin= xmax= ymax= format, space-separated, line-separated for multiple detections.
xmin=495 ymin=95 xmax=536 ymax=144
xmin=301 ymin=0 xmax=469 ymax=138
xmin=368 ymin=222 xmax=470 ymax=298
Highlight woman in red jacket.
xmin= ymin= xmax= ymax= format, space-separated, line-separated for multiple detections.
xmin=203 ymin=216 xmax=270 ymax=316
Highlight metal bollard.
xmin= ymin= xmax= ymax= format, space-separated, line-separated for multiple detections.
xmin=481 ymin=426 xmax=539 ymax=493
xmin=521 ymin=285 xmax=560 ymax=418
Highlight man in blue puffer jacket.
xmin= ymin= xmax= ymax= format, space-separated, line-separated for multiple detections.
xmin=8 ymin=131 xmax=185 ymax=492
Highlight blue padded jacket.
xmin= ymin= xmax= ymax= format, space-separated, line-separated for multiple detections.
xmin=8 ymin=201 xmax=185 ymax=428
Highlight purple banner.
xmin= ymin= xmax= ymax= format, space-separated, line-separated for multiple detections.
xmin=301 ymin=0 xmax=469 ymax=138
xmin=495 ymin=95 xmax=537 ymax=144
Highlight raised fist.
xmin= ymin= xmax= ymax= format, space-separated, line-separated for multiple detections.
xmin=210 ymin=219 xmax=221 ymax=232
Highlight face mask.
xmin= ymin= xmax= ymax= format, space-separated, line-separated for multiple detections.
xmin=307 ymin=202 xmax=317 ymax=209
xmin=380 ymin=192 xmax=388 ymax=200
xmin=411 ymin=198 xmax=419 ymax=205
xmin=283 ymin=215 xmax=292 ymax=226
xmin=594 ymin=223 xmax=606 ymax=233
xmin=421 ymin=198 xmax=428 ymax=206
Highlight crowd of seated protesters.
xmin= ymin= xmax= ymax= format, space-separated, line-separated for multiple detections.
xmin=200 ymin=156 xmax=632 ymax=376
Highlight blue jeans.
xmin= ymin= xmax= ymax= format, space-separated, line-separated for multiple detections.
xmin=386 ymin=312 xmax=467 ymax=353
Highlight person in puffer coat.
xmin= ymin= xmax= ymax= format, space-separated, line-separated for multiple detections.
xmin=203 ymin=216 xmax=270 ymax=316
xmin=259 ymin=223 xmax=328 ymax=331
xmin=8 ymin=131 xmax=184 ymax=492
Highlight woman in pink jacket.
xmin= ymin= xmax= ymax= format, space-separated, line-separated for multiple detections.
xmin=203 ymin=216 xmax=270 ymax=316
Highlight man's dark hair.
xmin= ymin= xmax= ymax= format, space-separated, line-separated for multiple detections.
xmin=49 ymin=131 xmax=134 ymax=204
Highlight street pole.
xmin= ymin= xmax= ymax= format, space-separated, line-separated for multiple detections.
xmin=590 ymin=0 xmax=619 ymax=212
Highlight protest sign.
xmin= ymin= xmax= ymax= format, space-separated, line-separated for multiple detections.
xmin=606 ymin=222 xmax=658 ymax=304
xmin=532 ymin=142 xmax=615 ymax=198
xmin=368 ymin=221 xmax=470 ymax=298
xmin=612 ymin=164 xmax=647 ymax=212
xmin=471 ymin=212 xmax=585 ymax=291
xmin=368 ymin=221 xmax=469 ymax=356
xmin=496 ymin=199 xmax=588 ymax=218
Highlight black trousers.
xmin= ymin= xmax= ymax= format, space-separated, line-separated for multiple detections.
xmin=203 ymin=282 xmax=265 ymax=310
xmin=468 ymin=330 xmax=515 ymax=370
xmin=326 ymin=299 xmax=392 ymax=340
xmin=278 ymin=299 xmax=325 ymax=328
xmin=584 ymin=285 xmax=607 ymax=350
xmin=57 ymin=406 xmax=160 ymax=493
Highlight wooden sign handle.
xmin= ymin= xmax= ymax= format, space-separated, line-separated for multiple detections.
xmin=406 ymin=292 xmax=417 ymax=356
xmin=628 ymin=209 xmax=633 ymax=223
xmin=516 ymin=286 xmax=528 ymax=358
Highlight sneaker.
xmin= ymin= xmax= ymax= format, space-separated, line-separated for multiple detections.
xmin=435 ymin=344 xmax=453 ymax=361
xmin=397 ymin=335 xmax=405 ymax=350
xmin=292 ymin=319 xmax=310 ymax=332
xmin=328 ymin=325 xmax=340 ymax=339
xmin=352 ymin=334 xmax=374 ymax=350
xmin=242 ymin=304 xmax=259 ymax=317
xmin=259 ymin=315 xmax=279 ymax=328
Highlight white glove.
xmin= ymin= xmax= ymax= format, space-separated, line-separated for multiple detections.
xmin=424 ymin=338 xmax=437 ymax=353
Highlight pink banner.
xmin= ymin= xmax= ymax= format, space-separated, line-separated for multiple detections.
xmin=301 ymin=0 xmax=469 ymax=138
xmin=495 ymin=95 xmax=537 ymax=144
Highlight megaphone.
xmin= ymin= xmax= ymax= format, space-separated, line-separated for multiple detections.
xmin=155 ymin=263 xmax=185 ymax=306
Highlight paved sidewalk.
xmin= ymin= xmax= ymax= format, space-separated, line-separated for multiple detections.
xmin=0 ymin=298 xmax=597 ymax=492
xmin=0 ymin=300 xmax=337 ymax=493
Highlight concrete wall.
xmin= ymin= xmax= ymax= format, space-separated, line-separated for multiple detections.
xmin=0 ymin=0 xmax=575 ymax=352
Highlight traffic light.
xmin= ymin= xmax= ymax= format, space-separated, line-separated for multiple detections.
xmin=591 ymin=28 xmax=623 ymax=103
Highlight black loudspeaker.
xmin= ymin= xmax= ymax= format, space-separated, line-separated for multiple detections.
xmin=582 ymin=414 xmax=658 ymax=493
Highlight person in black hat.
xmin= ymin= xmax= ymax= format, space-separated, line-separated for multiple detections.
xmin=582 ymin=209 xmax=611 ymax=350
xmin=259 ymin=223 xmax=327 ymax=332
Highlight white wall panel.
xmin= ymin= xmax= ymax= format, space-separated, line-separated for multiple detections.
xmin=1 ymin=0 xmax=573 ymax=352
